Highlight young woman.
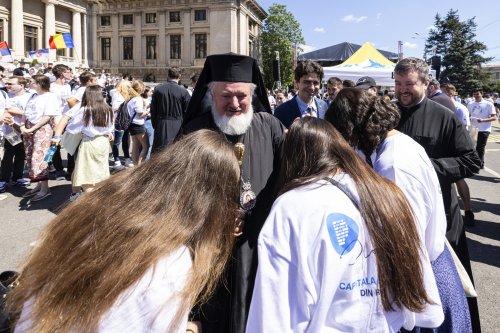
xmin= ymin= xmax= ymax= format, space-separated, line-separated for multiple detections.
xmin=247 ymin=118 xmax=443 ymax=332
xmin=20 ymin=75 xmax=60 ymax=201
xmin=110 ymin=79 xmax=133 ymax=170
xmin=8 ymin=129 xmax=240 ymax=333
xmin=142 ymin=86 xmax=154 ymax=160
xmin=326 ymin=88 xmax=472 ymax=332
xmin=52 ymin=85 xmax=115 ymax=199
xmin=128 ymin=80 xmax=150 ymax=166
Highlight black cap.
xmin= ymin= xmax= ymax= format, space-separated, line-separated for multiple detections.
xmin=182 ymin=53 xmax=271 ymax=126
xmin=355 ymin=76 xmax=377 ymax=90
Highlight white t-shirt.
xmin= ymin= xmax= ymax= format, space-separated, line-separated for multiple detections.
xmin=0 ymin=91 xmax=12 ymax=135
xmin=23 ymin=92 xmax=60 ymax=124
xmin=247 ymin=174 xmax=444 ymax=333
xmin=3 ymin=93 xmax=31 ymax=135
xmin=371 ymin=133 xmax=447 ymax=261
xmin=453 ymin=100 xmax=470 ymax=130
xmin=468 ymin=99 xmax=495 ymax=132
xmin=50 ymin=82 xmax=72 ymax=115
xmin=128 ymin=96 xmax=145 ymax=126
xmin=110 ymin=89 xmax=125 ymax=113
xmin=65 ymin=106 xmax=114 ymax=137
xmin=72 ymin=86 xmax=87 ymax=103
xmin=15 ymin=247 xmax=192 ymax=333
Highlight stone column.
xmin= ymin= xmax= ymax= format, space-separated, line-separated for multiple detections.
xmin=158 ymin=10 xmax=166 ymax=65
xmin=72 ymin=11 xmax=82 ymax=65
xmin=111 ymin=14 xmax=119 ymax=68
xmin=134 ymin=12 xmax=142 ymax=66
xmin=182 ymin=10 xmax=191 ymax=66
xmin=82 ymin=13 xmax=88 ymax=67
xmin=44 ymin=0 xmax=56 ymax=61
xmin=10 ymin=0 xmax=24 ymax=58
xmin=89 ymin=5 xmax=98 ymax=68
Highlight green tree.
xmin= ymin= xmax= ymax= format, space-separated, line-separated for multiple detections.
xmin=260 ymin=4 xmax=304 ymax=89
xmin=424 ymin=9 xmax=492 ymax=96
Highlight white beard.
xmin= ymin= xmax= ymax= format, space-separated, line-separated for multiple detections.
xmin=211 ymin=104 xmax=254 ymax=136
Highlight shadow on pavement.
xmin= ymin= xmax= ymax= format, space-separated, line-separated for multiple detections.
xmin=465 ymin=219 xmax=500 ymax=242
xmin=466 ymin=237 xmax=500 ymax=269
xmin=470 ymin=174 xmax=500 ymax=184
xmin=469 ymin=197 xmax=500 ymax=220
xmin=16 ymin=184 xmax=72 ymax=213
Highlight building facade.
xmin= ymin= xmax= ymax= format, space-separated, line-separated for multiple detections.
xmin=87 ymin=0 xmax=267 ymax=81
xmin=0 ymin=0 xmax=88 ymax=66
xmin=483 ymin=63 xmax=500 ymax=83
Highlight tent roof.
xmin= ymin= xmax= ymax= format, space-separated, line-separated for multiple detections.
xmin=339 ymin=43 xmax=395 ymax=66
xmin=299 ymin=42 xmax=398 ymax=63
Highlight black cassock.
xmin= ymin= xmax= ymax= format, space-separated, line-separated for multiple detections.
xmin=182 ymin=111 xmax=285 ymax=333
xmin=150 ymin=81 xmax=191 ymax=151
xmin=396 ymin=97 xmax=482 ymax=333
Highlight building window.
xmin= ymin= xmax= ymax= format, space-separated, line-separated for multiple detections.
xmin=24 ymin=25 xmax=38 ymax=51
xmin=146 ymin=36 xmax=156 ymax=60
xmin=101 ymin=16 xmax=111 ymax=26
xmin=123 ymin=37 xmax=133 ymax=60
xmin=0 ymin=20 xmax=3 ymax=41
xmin=145 ymin=13 xmax=156 ymax=24
xmin=170 ymin=35 xmax=181 ymax=59
xmin=496 ymin=72 xmax=500 ymax=80
xmin=169 ymin=11 xmax=180 ymax=22
xmin=123 ymin=14 xmax=133 ymax=25
xmin=195 ymin=33 xmax=207 ymax=59
xmin=194 ymin=10 xmax=206 ymax=21
xmin=101 ymin=38 xmax=111 ymax=60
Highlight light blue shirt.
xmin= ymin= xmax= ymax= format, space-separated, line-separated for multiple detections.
xmin=296 ymin=95 xmax=318 ymax=117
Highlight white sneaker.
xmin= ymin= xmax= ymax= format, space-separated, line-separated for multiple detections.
xmin=124 ymin=158 xmax=134 ymax=168
xmin=113 ymin=161 xmax=125 ymax=171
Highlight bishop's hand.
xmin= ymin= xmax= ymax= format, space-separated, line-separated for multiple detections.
xmin=234 ymin=208 xmax=246 ymax=236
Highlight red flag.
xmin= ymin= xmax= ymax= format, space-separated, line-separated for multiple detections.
xmin=0 ymin=41 xmax=9 ymax=49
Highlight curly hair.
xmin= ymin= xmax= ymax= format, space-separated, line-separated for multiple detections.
xmin=325 ymin=88 xmax=400 ymax=158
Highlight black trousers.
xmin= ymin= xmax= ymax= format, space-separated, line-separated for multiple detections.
xmin=475 ymin=131 xmax=490 ymax=168
xmin=0 ymin=140 xmax=25 ymax=182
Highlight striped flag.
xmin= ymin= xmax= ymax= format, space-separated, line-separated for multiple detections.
xmin=28 ymin=48 xmax=50 ymax=62
xmin=49 ymin=33 xmax=74 ymax=49
xmin=0 ymin=41 xmax=13 ymax=62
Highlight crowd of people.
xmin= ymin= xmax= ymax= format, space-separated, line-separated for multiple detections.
xmin=0 ymin=53 xmax=494 ymax=333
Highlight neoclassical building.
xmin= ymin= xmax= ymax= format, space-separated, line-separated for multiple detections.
xmin=0 ymin=0 xmax=88 ymax=66
xmin=87 ymin=0 xmax=267 ymax=80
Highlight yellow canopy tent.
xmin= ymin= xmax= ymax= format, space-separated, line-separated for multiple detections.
xmin=340 ymin=42 xmax=396 ymax=66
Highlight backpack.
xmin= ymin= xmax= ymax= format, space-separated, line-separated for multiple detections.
xmin=114 ymin=101 xmax=135 ymax=131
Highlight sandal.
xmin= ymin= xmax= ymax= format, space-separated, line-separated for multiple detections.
xmin=31 ymin=192 xmax=52 ymax=202
xmin=22 ymin=187 xmax=41 ymax=198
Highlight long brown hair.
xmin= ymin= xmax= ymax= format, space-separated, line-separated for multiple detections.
xmin=7 ymin=130 xmax=240 ymax=332
xmin=279 ymin=118 xmax=430 ymax=312
xmin=81 ymin=85 xmax=114 ymax=128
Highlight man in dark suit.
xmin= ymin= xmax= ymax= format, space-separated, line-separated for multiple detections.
xmin=274 ymin=60 xmax=328 ymax=128
xmin=150 ymin=67 xmax=191 ymax=151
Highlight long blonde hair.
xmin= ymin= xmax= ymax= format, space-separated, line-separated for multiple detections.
xmin=7 ymin=130 xmax=240 ymax=332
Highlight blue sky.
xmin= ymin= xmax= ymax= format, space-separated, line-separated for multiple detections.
xmin=257 ymin=1 xmax=500 ymax=63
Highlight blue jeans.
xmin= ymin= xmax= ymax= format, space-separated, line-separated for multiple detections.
xmin=112 ymin=129 xmax=130 ymax=161
xmin=144 ymin=119 xmax=154 ymax=160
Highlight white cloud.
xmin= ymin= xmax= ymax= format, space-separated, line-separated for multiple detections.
xmin=299 ymin=44 xmax=317 ymax=54
xmin=313 ymin=27 xmax=325 ymax=33
xmin=379 ymin=45 xmax=390 ymax=51
xmin=341 ymin=15 xmax=368 ymax=23
xmin=426 ymin=25 xmax=436 ymax=30
xmin=403 ymin=41 xmax=418 ymax=49
xmin=376 ymin=13 xmax=382 ymax=20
